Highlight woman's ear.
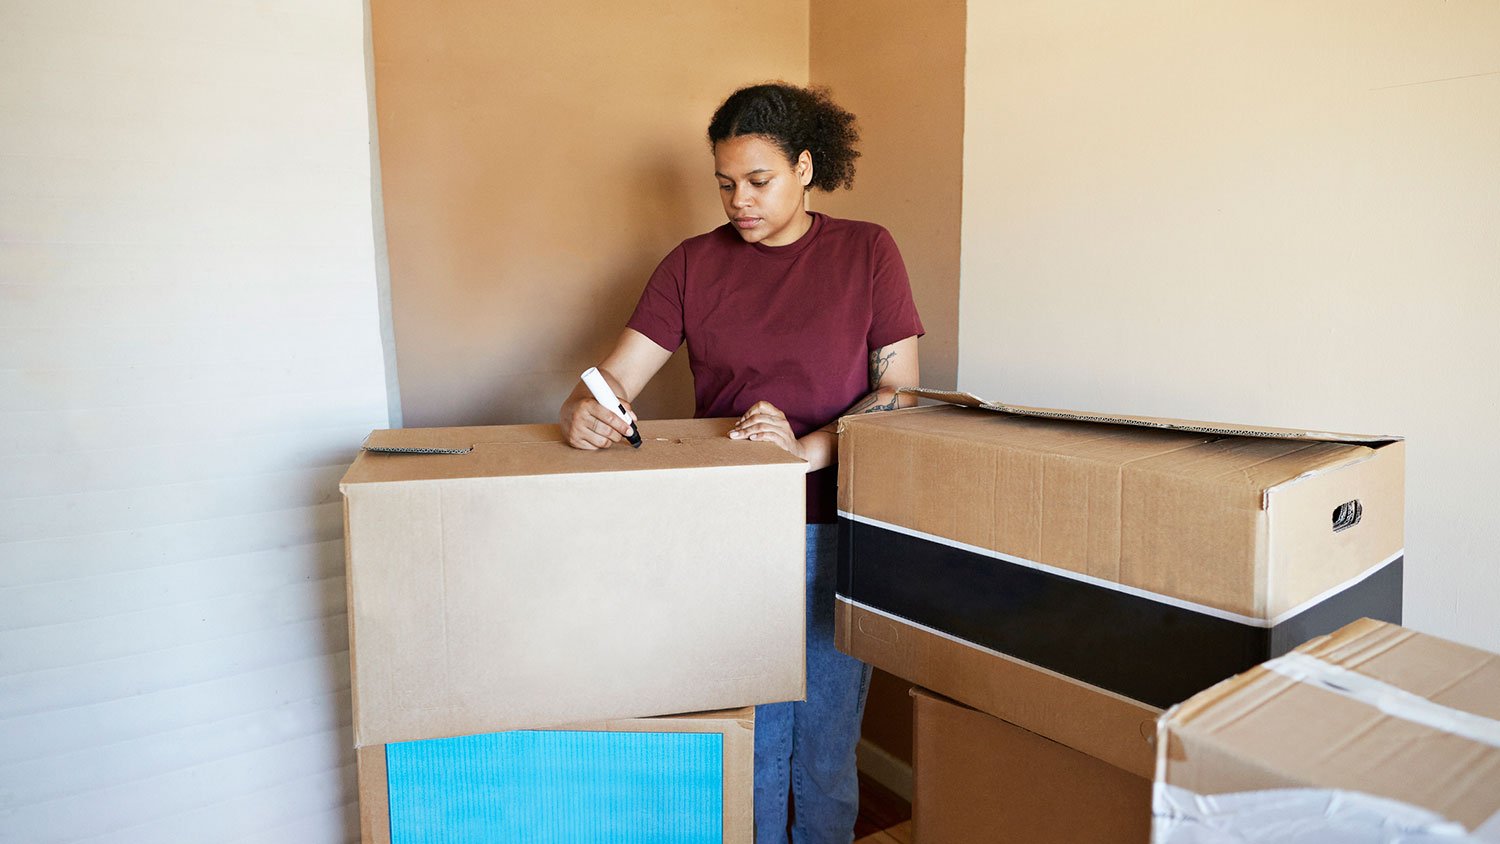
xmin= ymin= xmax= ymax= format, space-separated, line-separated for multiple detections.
xmin=797 ymin=150 xmax=814 ymax=188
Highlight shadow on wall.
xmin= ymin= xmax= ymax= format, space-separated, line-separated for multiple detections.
xmin=303 ymin=457 xmax=366 ymax=833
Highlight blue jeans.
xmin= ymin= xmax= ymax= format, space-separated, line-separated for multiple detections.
xmin=754 ymin=524 xmax=873 ymax=844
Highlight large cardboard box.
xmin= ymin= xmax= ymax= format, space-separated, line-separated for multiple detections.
xmin=837 ymin=391 xmax=1404 ymax=777
xmin=913 ymin=687 xmax=1151 ymax=843
xmin=342 ymin=418 xmax=806 ymax=747
xmin=1154 ymin=618 xmax=1500 ymax=842
xmin=357 ymin=707 xmax=754 ymax=844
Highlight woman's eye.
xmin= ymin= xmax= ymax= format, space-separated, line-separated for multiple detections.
xmin=750 ymin=181 xmax=769 ymax=188
xmin=718 ymin=184 xmax=733 ymax=191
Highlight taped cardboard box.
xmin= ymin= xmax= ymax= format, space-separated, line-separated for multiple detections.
xmin=358 ymin=707 xmax=754 ymax=844
xmin=837 ymin=390 xmax=1404 ymax=777
xmin=341 ymin=418 xmax=806 ymax=747
xmin=1154 ymin=618 xmax=1500 ymax=842
xmin=913 ymin=687 xmax=1151 ymax=843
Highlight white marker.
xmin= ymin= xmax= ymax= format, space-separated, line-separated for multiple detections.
xmin=580 ymin=367 xmax=641 ymax=448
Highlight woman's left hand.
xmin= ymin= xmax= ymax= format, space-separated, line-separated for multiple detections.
xmin=729 ymin=400 xmax=806 ymax=460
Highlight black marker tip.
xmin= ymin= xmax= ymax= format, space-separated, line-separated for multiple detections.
xmin=620 ymin=405 xmax=642 ymax=448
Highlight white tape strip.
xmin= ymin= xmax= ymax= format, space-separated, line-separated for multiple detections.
xmin=1263 ymin=652 xmax=1500 ymax=751
xmin=839 ymin=510 xmax=1402 ymax=629
xmin=1155 ymin=654 xmax=1500 ymax=842
xmin=1151 ymin=782 xmax=1490 ymax=843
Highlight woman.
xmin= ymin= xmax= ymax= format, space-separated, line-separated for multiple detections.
xmin=559 ymin=82 xmax=922 ymax=843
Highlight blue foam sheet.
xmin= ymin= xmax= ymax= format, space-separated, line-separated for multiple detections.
xmin=385 ymin=729 xmax=723 ymax=844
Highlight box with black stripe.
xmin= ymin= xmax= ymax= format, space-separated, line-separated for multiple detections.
xmin=835 ymin=390 xmax=1403 ymax=780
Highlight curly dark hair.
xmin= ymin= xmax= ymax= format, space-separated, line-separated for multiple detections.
xmin=707 ymin=82 xmax=860 ymax=192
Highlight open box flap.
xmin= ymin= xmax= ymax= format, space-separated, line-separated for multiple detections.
xmin=896 ymin=388 xmax=1402 ymax=446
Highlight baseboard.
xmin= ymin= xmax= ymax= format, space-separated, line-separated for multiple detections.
xmin=855 ymin=738 xmax=913 ymax=803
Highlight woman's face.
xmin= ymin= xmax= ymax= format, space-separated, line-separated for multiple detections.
xmin=713 ymin=134 xmax=813 ymax=247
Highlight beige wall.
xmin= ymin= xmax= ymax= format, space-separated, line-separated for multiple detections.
xmin=811 ymin=0 xmax=968 ymax=769
xmin=811 ymin=0 xmax=966 ymax=391
xmin=960 ymin=2 xmax=1500 ymax=651
xmin=1 ymin=2 xmax=388 ymax=839
xmin=372 ymin=1 xmax=808 ymax=427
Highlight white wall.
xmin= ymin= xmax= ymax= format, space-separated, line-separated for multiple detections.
xmin=960 ymin=2 xmax=1500 ymax=651
xmin=0 ymin=3 xmax=389 ymax=841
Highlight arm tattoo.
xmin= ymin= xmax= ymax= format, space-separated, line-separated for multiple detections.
xmin=846 ymin=391 xmax=899 ymax=415
xmin=842 ymin=346 xmax=901 ymax=417
xmin=868 ymin=346 xmax=895 ymax=388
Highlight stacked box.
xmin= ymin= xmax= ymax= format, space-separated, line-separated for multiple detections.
xmin=1155 ymin=618 xmax=1500 ymax=842
xmin=341 ymin=417 xmax=806 ymax=745
xmin=341 ymin=418 xmax=807 ymax=840
xmin=837 ymin=390 xmax=1404 ymax=826
xmin=912 ymin=688 xmax=1150 ymax=843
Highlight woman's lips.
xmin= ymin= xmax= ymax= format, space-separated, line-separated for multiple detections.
xmin=733 ymin=217 xmax=761 ymax=229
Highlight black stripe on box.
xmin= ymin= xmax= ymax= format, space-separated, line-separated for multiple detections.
xmin=837 ymin=517 xmax=1403 ymax=709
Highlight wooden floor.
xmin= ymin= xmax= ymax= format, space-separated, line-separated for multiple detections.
xmin=852 ymin=773 xmax=912 ymax=843
xmin=855 ymin=821 xmax=912 ymax=844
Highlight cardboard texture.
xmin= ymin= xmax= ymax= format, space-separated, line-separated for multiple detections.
xmin=342 ymin=418 xmax=806 ymax=747
xmin=357 ymin=707 xmax=754 ymax=844
xmin=836 ymin=394 xmax=1404 ymax=770
xmin=1156 ymin=618 xmax=1500 ymax=839
xmin=838 ymin=600 xmax=1160 ymax=777
xmin=913 ymin=688 xmax=1151 ymax=843
xmin=839 ymin=397 xmax=1404 ymax=619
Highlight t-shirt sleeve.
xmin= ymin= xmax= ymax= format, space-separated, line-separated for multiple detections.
xmin=625 ymin=243 xmax=687 ymax=353
xmin=867 ymin=227 xmax=925 ymax=349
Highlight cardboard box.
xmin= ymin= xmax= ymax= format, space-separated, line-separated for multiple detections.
xmin=913 ymin=687 xmax=1150 ymax=843
xmin=342 ymin=418 xmax=806 ymax=747
xmin=1154 ymin=618 xmax=1500 ymax=842
xmin=357 ymin=707 xmax=754 ymax=844
xmin=837 ymin=391 xmax=1404 ymax=776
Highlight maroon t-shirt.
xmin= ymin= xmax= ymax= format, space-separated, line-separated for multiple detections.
xmin=627 ymin=212 xmax=925 ymax=522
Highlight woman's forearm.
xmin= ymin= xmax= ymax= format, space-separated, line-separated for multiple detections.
xmin=798 ymin=429 xmax=837 ymax=473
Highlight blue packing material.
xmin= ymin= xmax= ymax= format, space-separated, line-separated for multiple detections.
xmin=385 ymin=728 xmax=724 ymax=844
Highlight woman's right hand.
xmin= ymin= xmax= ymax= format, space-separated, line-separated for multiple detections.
xmin=557 ymin=330 xmax=673 ymax=450
xmin=560 ymin=391 xmax=638 ymax=450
